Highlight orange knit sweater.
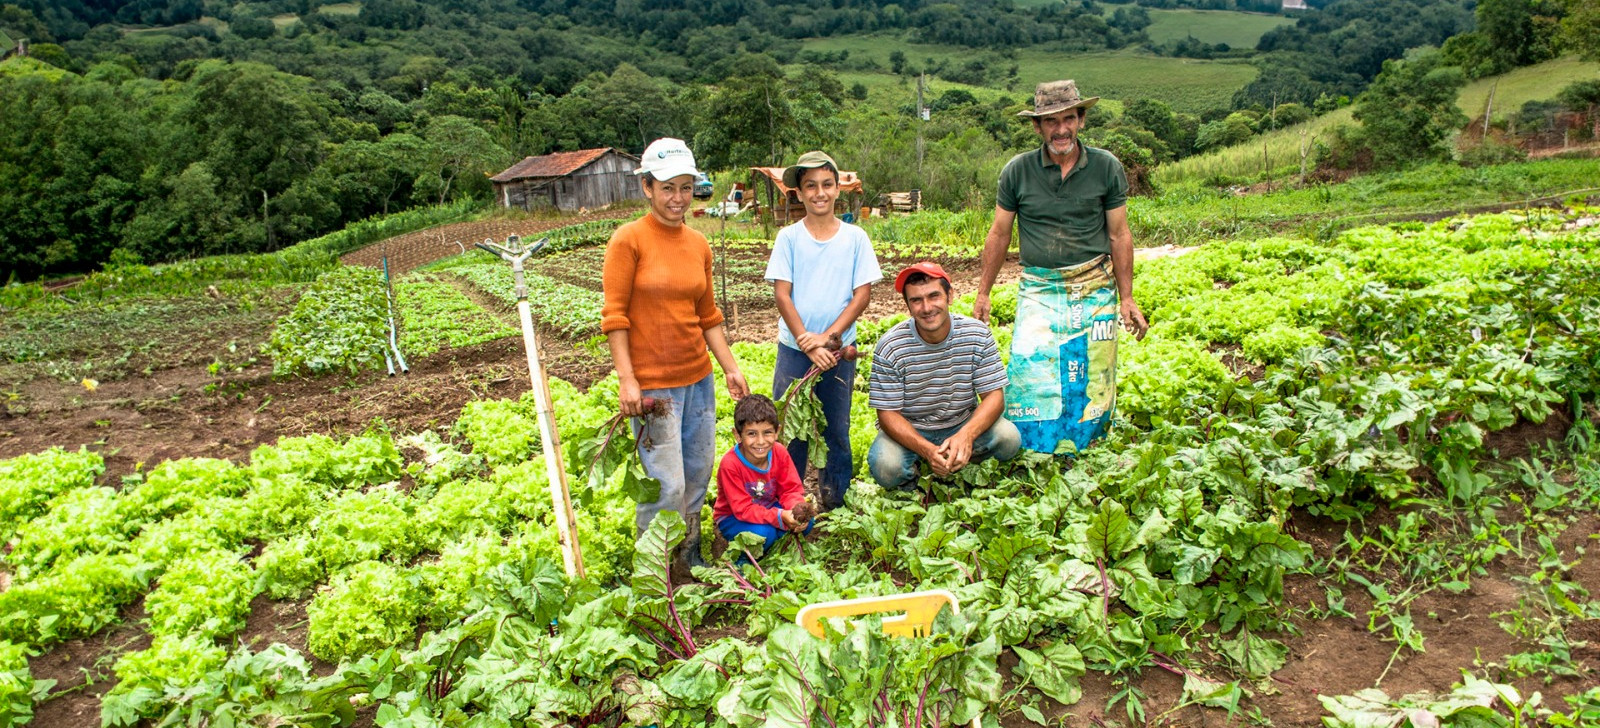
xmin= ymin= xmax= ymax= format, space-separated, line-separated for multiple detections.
xmin=601 ymin=214 xmax=725 ymax=389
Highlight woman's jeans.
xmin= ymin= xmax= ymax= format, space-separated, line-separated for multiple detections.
xmin=632 ymin=373 xmax=716 ymax=559
xmin=772 ymin=344 xmax=857 ymax=509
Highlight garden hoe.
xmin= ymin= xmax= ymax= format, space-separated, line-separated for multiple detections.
xmin=476 ymin=234 xmax=586 ymax=579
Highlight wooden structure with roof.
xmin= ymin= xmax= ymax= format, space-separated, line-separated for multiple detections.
xmin=491 ymin=148 xmax=643 ymax=211
xmin=747 ymin=167 xmax=866 ymax=224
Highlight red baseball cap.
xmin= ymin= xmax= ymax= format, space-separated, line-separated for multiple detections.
xmin=894 ymin=262 xmax=951 ymax=293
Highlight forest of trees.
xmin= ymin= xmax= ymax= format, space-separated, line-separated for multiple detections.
xmin=2 ymin=0 xmax=1596 ymax=280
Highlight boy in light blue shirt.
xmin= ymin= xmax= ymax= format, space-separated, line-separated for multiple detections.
xmin=764 ymin=150 xmax=883 ymax=510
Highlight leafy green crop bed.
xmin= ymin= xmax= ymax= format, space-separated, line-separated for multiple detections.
xmin=0 ymin=292 xmax=285 ymax=390
xmin=431 ymin=242 xmax=778 ymax=343
xmin=444 ymin=261 xmax=605 ymax=339
xmin=2 ymin=208 xmax=1599 ymax=726
xmin=395 ymin=274 xmax=517 ymax=358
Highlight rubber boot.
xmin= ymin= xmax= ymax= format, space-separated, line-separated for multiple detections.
xmin=819 ymin=482 xmax=846 ymax=511
xmin=678 ymin=511 xmax=709 ymax=574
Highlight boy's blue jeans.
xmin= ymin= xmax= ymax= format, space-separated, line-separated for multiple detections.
xmin=632 ymin=373 xmax=717 ymax=554
xmin=772 ymin=343 xmax=857 ymax=509
xmin=866 ymin=417 xmax=1023 ymax=490
xmin=716 ymin=516 xmax=815 ymax=557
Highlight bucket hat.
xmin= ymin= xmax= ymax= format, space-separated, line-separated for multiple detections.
xmin=1016 ymin=79 xmax=1099 ymax=117
xmin=782 ymin=150 xmax=839 ymax=189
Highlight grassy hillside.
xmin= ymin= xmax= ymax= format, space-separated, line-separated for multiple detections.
xmin=1137 ymin=156 xmax=1600 ymax=244
xmin=801 ymin=36 xmax=1257 ymax=113
xmin=1144 ymin=8 xmax=1294 ymax=48
xmin=1458 ymin=55 xmax=1600 ymax=122
xmin=1155 ymin=56 xmax=1600 ymax=187
xmin=1153 ymin=107 xmax=1354 ymax=187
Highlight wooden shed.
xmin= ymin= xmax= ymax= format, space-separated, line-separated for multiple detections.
xmin=491 ymin=148 xmax=643 ymax=211
xmin=747 ymin=167 xmax=866 ymax=225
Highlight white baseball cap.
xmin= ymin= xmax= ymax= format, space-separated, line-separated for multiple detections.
xmin=636 ymin=137 xmax=702 ymax=181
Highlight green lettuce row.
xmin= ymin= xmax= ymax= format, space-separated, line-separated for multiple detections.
xmin=0 ymin=447 xmax=102 ymax=545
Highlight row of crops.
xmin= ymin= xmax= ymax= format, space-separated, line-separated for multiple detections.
xmin=2 ymin=208 xmax=1600 ymax=726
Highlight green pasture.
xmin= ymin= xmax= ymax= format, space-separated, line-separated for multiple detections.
xmin=123 ymin=18 xmax=229 ymax=34
xmin=1458 ymin=55 xmax=1600 ymax=121
xmin=801 ymin=36 xmax=1256 ymax=114
xmin=1143 ymin=8 xmax=1294 ymax=49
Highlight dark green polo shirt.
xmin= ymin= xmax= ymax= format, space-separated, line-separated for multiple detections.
xmin=996 ymin=145 xmax=1128 ymax=268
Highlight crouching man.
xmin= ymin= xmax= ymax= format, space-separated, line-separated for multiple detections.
xmin=866 ymin=262 xmax=1022 ymax=489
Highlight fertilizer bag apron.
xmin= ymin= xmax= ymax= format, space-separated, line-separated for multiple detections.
xmin=1003 ymin=255 xmax=1118 ymax=454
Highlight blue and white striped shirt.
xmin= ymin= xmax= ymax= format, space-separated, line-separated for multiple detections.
xmin=868 ymin=314 xmax=1008 ymax=430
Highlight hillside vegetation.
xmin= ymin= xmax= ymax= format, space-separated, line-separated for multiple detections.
xmin=1155 ymin=54 xmax=1600 ymax=188
xmin=3 ymin=0 xmax=1597 ymax=281
xmin=1458 ymin=55 xmax=1600 ymax=122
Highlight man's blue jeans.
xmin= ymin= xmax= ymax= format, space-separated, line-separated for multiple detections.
xmin=866 ymin=417 xmax=1023 ymax=489
xmin=632 ymin=373 xmax=717 ymax=554
xmin=772 ymin=344 xmax=857 ymax=509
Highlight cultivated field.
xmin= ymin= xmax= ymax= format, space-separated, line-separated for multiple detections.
xmin=3 ymin=163 xmax=1600 ymax=727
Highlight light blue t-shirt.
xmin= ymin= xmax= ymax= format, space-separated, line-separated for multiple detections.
xmin=763 ymin=220 xmax=883 ymax=350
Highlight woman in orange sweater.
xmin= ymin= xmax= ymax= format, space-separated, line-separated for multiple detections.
xmin=602 ymin=138 xmax=749 ymax=570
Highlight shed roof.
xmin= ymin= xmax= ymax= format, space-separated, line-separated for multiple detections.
xmin=1 ymin=31 xmax=15 ymax=55
xmin=748 ymin=167 xmax=865 ymax=196
xmin=491 ymin=148 xmax=634 ymax=183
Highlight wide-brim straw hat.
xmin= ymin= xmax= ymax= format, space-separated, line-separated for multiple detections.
xmin=1017 ymin=79 xmax=1099 ymax=117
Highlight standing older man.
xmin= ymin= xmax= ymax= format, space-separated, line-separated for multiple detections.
xmin=972 ymin=79 xmax=1149 ymax=455
xmin=867 ymin=262 xmax=1021 ymax=489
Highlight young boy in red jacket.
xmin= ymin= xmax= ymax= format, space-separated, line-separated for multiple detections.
xmin=713 ymin=395 xmax=812 ymax=556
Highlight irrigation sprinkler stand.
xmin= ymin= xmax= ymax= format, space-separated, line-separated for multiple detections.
xmin=381 ymin=242 xmax=408 ymax=375
xmin=476 ymin=234 xmax=586 ymax=579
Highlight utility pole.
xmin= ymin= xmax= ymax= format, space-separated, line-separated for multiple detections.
xmin=916 ymin=74 xmax=927 ymax=182
xmin=262 ymin=190 xmax=273 ymax=250
xmin=765 ymin=84 xmax=778 ymax=166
